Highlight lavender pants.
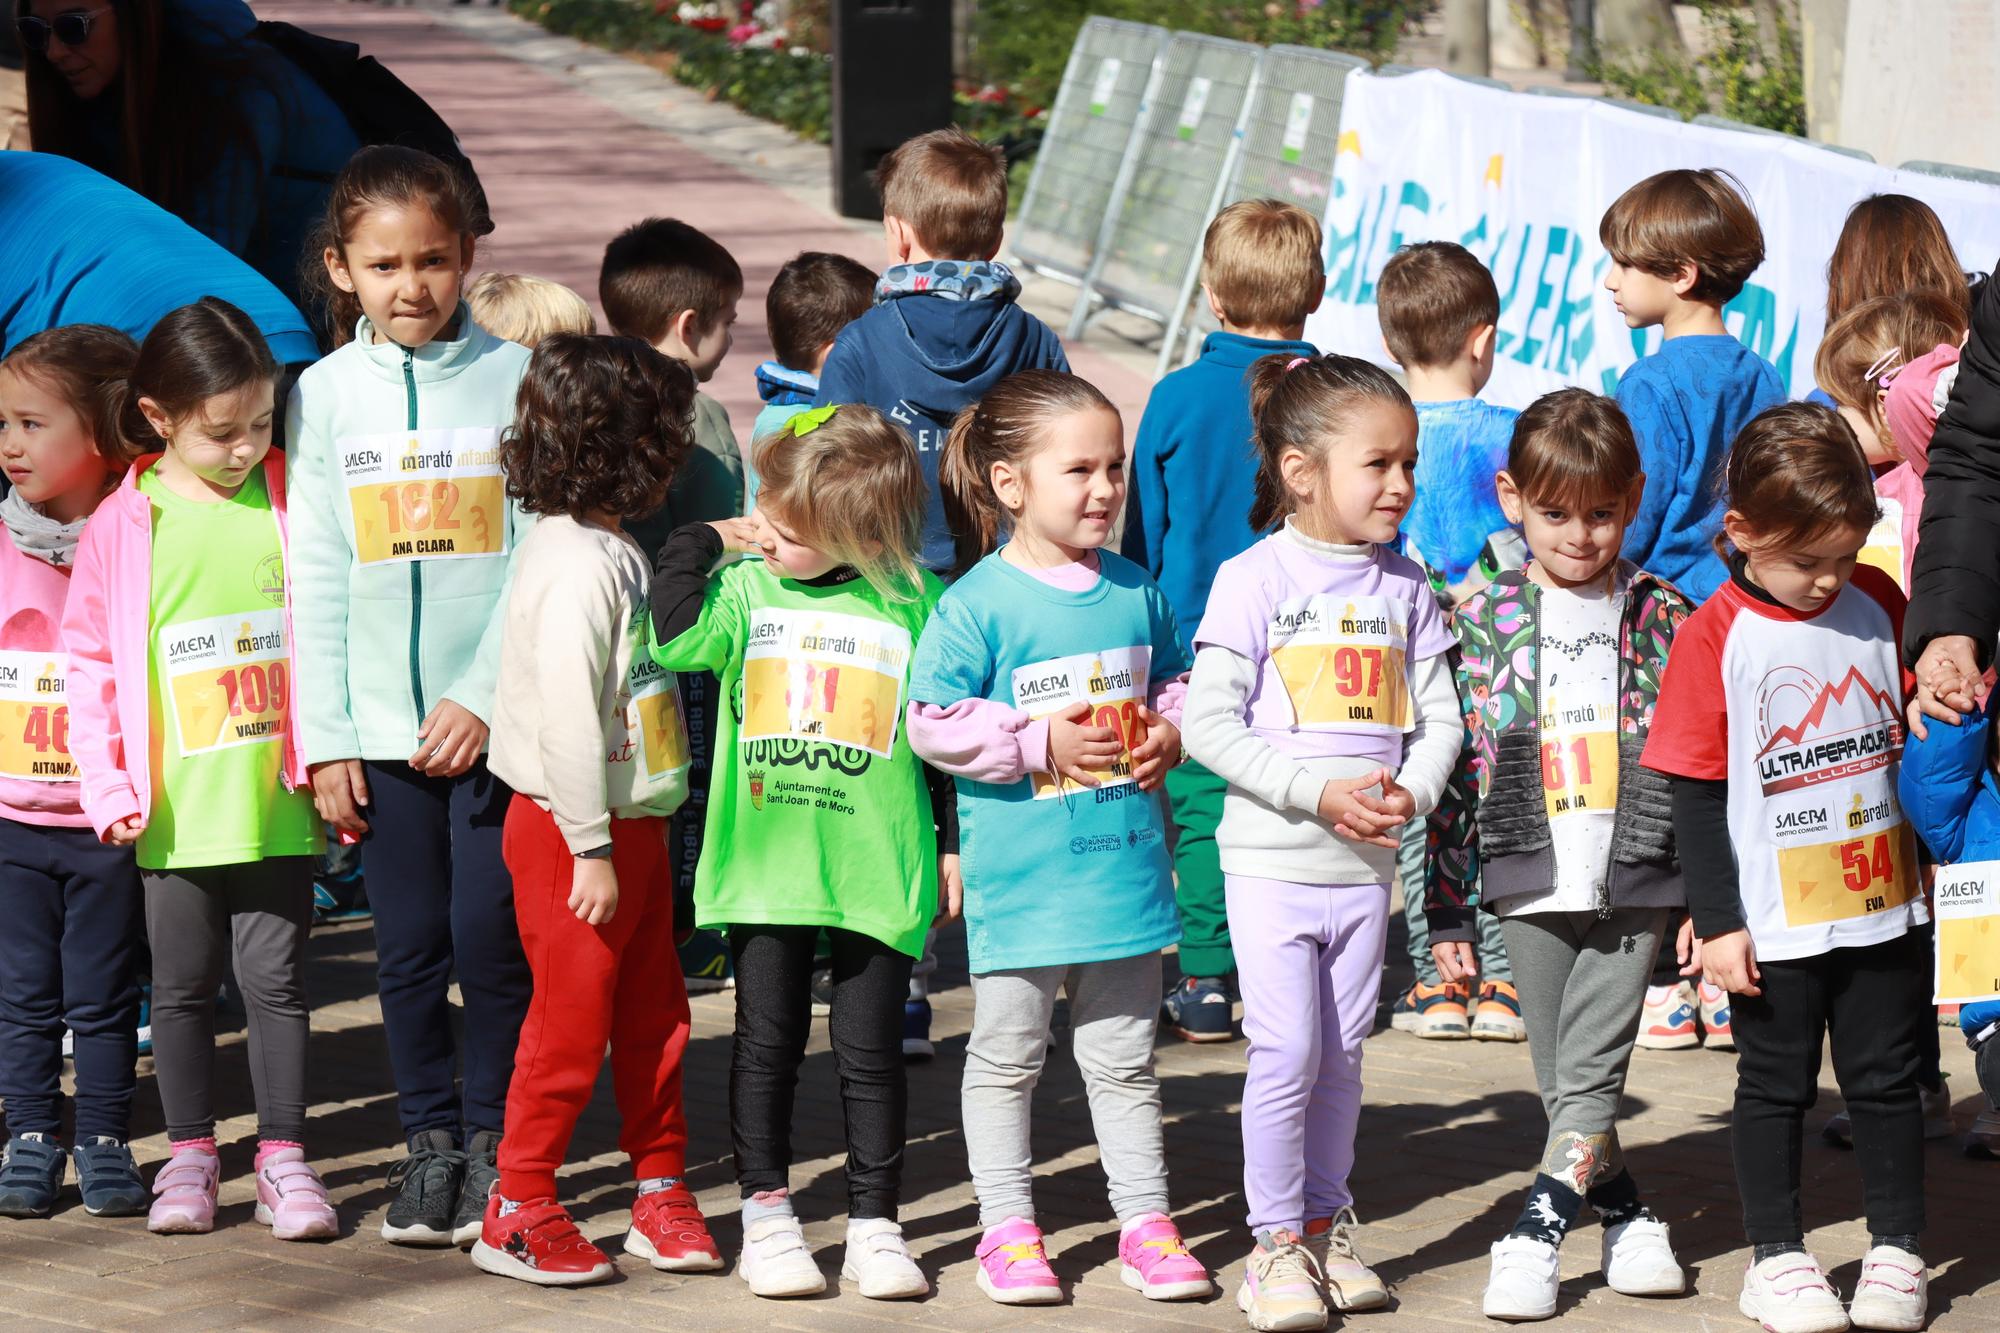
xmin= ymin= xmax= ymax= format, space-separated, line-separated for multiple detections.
xmin=1226 ymin=875 xmax=1391 ymax=1235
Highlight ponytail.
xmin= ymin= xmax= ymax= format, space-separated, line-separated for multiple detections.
xmin=1246 ymin=352 xmax=1411 ymax=532
xmin=939 ymin=370 xmax=1116 ymax=578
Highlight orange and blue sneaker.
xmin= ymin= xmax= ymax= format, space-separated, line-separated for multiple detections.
xmin=1118 ymin=1212 xmax=1212 ymax=1300
xmin=1472 ymin=981 xmax=1527 ymax=1042
xmin=1696 ymin=981 xmax=1734 ymax=1050
xmin=975 ymin=1216 xmax=1062 ymax=1305
xmin=1635 ymin=981 xmax=1699 ymax=1050
xmin=1389 ymin=981 xmax=1470 ymax=1040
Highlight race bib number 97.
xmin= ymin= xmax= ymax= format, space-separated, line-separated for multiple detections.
xmin=0 ymin=649 xmax=73 ymax=781
xmin=1010 ymin=647 xmax=1151 ymax=800
xmin=1267 ymin=595 xmax=1411 ymax=732
xmin=161 ymin=610 xmax=291 ymax=755
xmin=341 ymin=428 xmax=507 ymax=566
xmin=741 ymin=610 xmax=911 ymax=758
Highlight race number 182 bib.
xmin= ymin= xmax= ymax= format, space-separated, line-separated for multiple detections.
xmin=1267 ymin=594 xmax=1410 ymax=732
xmin=1010 ymin=647 xmax=1151 ymax=800
xmin=342 ymin=428 xmax=507 ymax=566
xmin=0 ymin=649 xmax=73 ymax=781
xmin=1932 ymin=861 xmax=2000 ymax=1004
xmin=161 ymin=610 xmax=291 ymax=756
xmin=741 ymin=609 xmax=911 ymax=759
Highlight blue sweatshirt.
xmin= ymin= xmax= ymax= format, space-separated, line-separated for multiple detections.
xmin=1897 ymin=694 xmax=2000 ymax=1038
xmin=1121 ymin=330 xmax=1313 ymax=639
xmin=815 ymin=261 xmax=1068 ymax=571
xmin=749 ymin=360 xmax=819 ymax=504
xmin=1616 ymin=334 xmax=1786 ymax=603
xmin=1403 ymin=397 xmax=1521 ymax=594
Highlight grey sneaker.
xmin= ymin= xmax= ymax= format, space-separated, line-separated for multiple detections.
xmin=381 ymin=1129 xmax=463 ymax=1246
xmin=453 ymin=1129 xmax=501 ymax=1247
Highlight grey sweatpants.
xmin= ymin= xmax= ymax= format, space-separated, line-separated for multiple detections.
xmin=962 ymin=951 xmax=1169 ymax=1227
xmin=1500 ymin=907 xmax=1666 ymax=1193
xmin=145 ymin=858 xmax=315 ymax=1144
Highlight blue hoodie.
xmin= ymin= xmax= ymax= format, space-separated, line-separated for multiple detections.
xmin=1121 ymin=330 xmax=1313 ymax=638
xmin=1896 ymin=696 xmax=2000 ymax=1038
xmin=815 ymin=261 xmax=1068 ymax=571
xmin=749 ymin=360 xmax=819 ymax=503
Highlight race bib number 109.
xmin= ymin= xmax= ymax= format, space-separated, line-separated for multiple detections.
xmin=341 ymin=428 xmax=507 ymax=566
xmin=161 ymin=610 xmax=291 ymax=756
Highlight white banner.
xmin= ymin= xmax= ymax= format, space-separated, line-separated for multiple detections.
xmin=1305 ymin=69 xmax=2000 ymax=409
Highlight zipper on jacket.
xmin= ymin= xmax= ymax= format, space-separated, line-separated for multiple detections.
xmin=402 ymin=347 xmax=426 ymax=725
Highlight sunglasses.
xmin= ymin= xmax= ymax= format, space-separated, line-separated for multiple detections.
xmin=15 ymin=6 xmax=111 ymax=56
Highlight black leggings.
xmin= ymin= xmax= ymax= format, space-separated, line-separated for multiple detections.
xmin=728 ymin=924 xmax=913 ymax=1219
xmin=1731 ymin=931 xmax=1927 ymax=1244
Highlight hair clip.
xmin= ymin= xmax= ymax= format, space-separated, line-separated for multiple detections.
xmin=789 ymin=404 xmax=838 ymax=437
xmin=1285 ymin=356 xmax=1311 ymax=372
xmin=1863 ymin=346 xmax=1905 ymax=388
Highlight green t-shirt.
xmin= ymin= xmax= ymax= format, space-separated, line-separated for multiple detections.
xmin=649 ymin=557 xmax=942 ymax=957
xmin=138 ymin=466 xmax=323 ymax=870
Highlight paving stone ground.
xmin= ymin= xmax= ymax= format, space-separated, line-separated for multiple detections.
xmin=3 ymin=4 xmax=1995 ymax=1328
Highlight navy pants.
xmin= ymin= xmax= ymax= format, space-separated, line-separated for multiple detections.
xmin=363 ymin=758 xmax=530 ymax=1140
xmin=0 ymin=820 xmax=142 ymax=1140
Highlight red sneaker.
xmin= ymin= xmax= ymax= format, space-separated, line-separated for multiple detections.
xmin=623 ymin=1186 xmax=724 ymax=1272
xmin=469 ymin=1195 xmax=615 ymax=1287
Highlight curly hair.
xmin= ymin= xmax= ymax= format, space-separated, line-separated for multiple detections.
xmin=501 ymin=334 xmax=696 ymax=523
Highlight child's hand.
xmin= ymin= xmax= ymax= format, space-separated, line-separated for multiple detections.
xmin=1317 ymin=768 xmax=1412 ymax=848
xmin=1128 ymin=706 xmax=1181 ymax=791
xmin=1432 ymin=940 xmax=1477 ymax=986
xmin=105 ymin=817 xmax=144 ymax=847
xmin=1048 ymin=702 xmax=1122 ymax=788
xmin=936 ymin=852 xmax=963 ymax=924
xmin=412 ymin=700 xmax=488 ymax=777
xmin=1701 ymin=928 xmax=1761 ymax=996
xmin=569 ymin=856 xmax=619 ymax=925
xmin=1910 ymin=634 xmax=1985 ymax=737
xmin=708 ymin=517 xmax=761 ymax=554
xmin=1676 ymin=916 xmax=1702 ymax=978
xmin=310 ymin=759 xmax=371 ymax=837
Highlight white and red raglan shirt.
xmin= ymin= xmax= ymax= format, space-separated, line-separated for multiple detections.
xmin=1643 ymin=564 xmax=1927 ymax=962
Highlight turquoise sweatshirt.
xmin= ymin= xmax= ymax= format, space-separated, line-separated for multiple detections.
xmin=285 ymin=306 xmax=534 ymax=762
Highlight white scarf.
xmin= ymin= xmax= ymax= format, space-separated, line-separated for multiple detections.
xmin=1 ymin=487 xmax=90 ymax=568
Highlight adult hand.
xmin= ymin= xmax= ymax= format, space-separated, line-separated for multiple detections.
xmin=1909 ymin=634 xmax=1984 ymax=738
xmin=310 ymin=759 xmax=371 ymax=837
xmin=412 ymin=700 xmax=487 ymax=777
xmin=1676 ymin=915 xmax=1702 ymax=978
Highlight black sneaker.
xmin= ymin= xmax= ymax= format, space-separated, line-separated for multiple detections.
xmin=381 ymin=1129 xmax=463 ymax=1246
xmin=453 ymin=1128 xmax=501 ymax=1248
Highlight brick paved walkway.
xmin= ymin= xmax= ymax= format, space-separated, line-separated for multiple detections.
xmin=2 ymin=4 xmax=1994 ymax=1328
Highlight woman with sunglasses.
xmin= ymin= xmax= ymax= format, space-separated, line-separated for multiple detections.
xmin=15 ymin=0 xmax=358 ymax=309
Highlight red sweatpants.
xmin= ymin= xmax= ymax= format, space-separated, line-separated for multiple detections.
xmin=495 ymin=796 xmax=690 ymax=1201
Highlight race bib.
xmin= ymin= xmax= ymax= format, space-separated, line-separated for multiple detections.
xmin=741 ymin=609 xmax=910 ymax=758
xmin=1267 ymin=594 xmax=1411 ymax=732
xmin=1856 ymin=495 xmax=1905 ymax=591
xmin=624 ymin=653 xmax=690 ymax=782
xmin=340 ymin=428 xmax=507 ymax=566
xmin=1010 ymin=647 xmax=1151 ymax=801
xmin=0 ymin=650 xmax=73 ymax=781
xmin=1773 ymin=819 xmax=1918 ymax=928
xmin=1540 ymin=689 xmax=1618 ymax=820
xmin=160 ymin=610 xmax=291 ymax=755
xmin=1933 ymin=861 xmax=2000 ymax=1003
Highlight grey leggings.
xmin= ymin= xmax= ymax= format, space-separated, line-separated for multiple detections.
xmin=144 ymin=858 xmax=314 ymax=1144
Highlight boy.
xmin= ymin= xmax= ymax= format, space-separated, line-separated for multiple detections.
xmin=1122 ymin=199 xmax=1321 ymax=1044
xmin=467 ymin=272 xmax=597 ymax=348
xmin=814 ymin=126 xmax=1069 ymax=572
xmin=1600 ymin=168 xmax=1785 ymax=603
xmin=1375 ymin=240 xmax=1524 ymax=1044
xmin=751 ymin=251 xmax=876 ymax=502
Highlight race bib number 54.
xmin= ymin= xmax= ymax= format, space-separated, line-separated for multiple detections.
xmin=341 ymin=428 xmax=507 ymax=566
xmin=741 ymin=610 xmax=911 ymax=758
xmin=1774 ymin=822 xmax=1918 ymax=927
xmin=1011 ymin=647 xmax=1151 ymax=800
xmin=162 ymin=610 xmax=291 ymax=755
xmin=0 ymin=649 xmax=72 ymax=781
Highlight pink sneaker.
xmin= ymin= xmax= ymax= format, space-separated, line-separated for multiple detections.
xmin=974 ymin=1217 xmax=1062 ymax=1305
xmin=254 ymin=1148 xmax=338 ymax=1241
xmin=148 ymin=1144 xmax=220 ymax=1234
xmin=1118 ymin=1212 xmax=1213 ymax=1300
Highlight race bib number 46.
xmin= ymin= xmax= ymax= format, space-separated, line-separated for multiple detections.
xmin=741 ymin=610 xmax=911 ymax=758
xmin=161 ymin=610 xmax=291 ymax=755
xmin=341 ymin=428 xmax=506 ymax=566
xmin=1267 ymin=595 xmax=1410 ymax=732
xmin=1011 ymin=647 xmax=1151 ymax=800
xmin=1774 ymin=821 xmax=1918 ymax=928
xmin=1933 ymin=861 xmax=2000 ymax=1003
xmin=0 ymin=649 xmax=73 ymax=781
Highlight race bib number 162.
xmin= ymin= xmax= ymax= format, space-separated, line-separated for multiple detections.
xmin=342 ymin=428 xmax=507 ymax=566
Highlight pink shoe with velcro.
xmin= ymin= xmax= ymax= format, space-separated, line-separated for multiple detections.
xmin=1118 ymin=1212 xmax=1213 ymax=1300
xmin=148 ymin=1144 xmax=220 ymax=1234
xmin=254 ymin=1147 xmax=338 ymax=1241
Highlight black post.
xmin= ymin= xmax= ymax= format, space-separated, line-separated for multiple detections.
xmin=830 ymin=0 xmax=954 ymax=221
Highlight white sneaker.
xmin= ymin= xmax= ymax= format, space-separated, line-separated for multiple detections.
xmin=1847 ymin=1246 xmax=1927 ymax=1332
xmin=1600 ymin=1216 xmax=1684 ymax=1296
xmin=1738 ymin=1252 xmax=1851 ymax=1333
xmin=840 ymin=1217 xmax=928 ymax=1300
xmin=1482 ymin=1235 xmax=1559 ymax=1321
xmin=737 ymin=1214 xmax=826 ymax=1298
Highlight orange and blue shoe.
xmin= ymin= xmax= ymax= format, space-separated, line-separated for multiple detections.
xmin=1389 ymin=981 xmax=1470 ymax=1040
xmin=1634 ymin=981 xmax=1699 ymax=1051
xmin=1472 ymin=981 xmax=1527 ymax=1042
xmin=1697 ymin=982 xmax=1734 ymax=1050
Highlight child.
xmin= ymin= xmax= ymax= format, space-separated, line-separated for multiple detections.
xmin=290 ymin=145 xmax=535 ymax=1249
xmin=0 ymin=325 xmax=146 ymax=1219
xmin=470 ymin=334 xmax=719 ymax=1287
xmin=1601 ymin=168 xmax=1786 ymax=603
xmin=648 ymin=405 xmax=948 ymax=1300
xmin=909 ymin=370 xmax=1210 ymax=1308
xmin=815 ymin=127 xmax=1069 ymax=573
xmin=1183 ymin=354 xmax=1459 ymax=1331
xmin=1427 ymin=389 xmax=1695 ymax=1320
xmin=465 ymin=272 xmax=597 ymax=348
xmin=65 ymin=298 xmax=335 ymax=1240
xmin=1121 ymin=198 xmax=1322 ymax=1045
xmin=1822 ymin=194 xmax=1971 ymax=334
xmin=750 ymin=250 xmax=875 ymax=501
xmin=1375 ymin=239 xmax=1526 ymax=1045
xmin=1645 ymin=403 xmax=1930 ymax=1333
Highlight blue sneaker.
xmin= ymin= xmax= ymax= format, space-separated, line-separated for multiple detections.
xmin=0 ymin=1134 xmax=66 ymax=1217
xmin=679 ymin=928 xmax=734 ymax=994
xmin=902 ymin=997 xmax=934 ymax=1062
xmin=1162 ymin=975 xmax=1237 ymax=1043
xmin=72 ymin=1138 xmax=147 ymax=1217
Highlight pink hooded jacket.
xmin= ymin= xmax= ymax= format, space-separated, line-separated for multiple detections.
xmin=61 ymin=453 xmax=309 ymax=841
xmin=1874 ymin=343 xmax=1961 ymax=589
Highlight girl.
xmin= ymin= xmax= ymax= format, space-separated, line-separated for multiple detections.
xmin=469 ymin=335 xmax=717 ymax=1287
xmin=1822 ymin=194 xmax=1972 ymax=331
xmin=908 ymin=370 xmax=1211 ymax=1310
xmin=1182 ymin=354 xmax=1459 ymax=1332
xmin=649 ymin=404 xmax=949 ymax=1301
xmin=63 ymin=297 xmax=335 ymax=1239
xmin=1645 ymin=404 xmax=1929 ymax=1333
xmin=0 ymin=325 xmax=146 ymax=1220
xmin=1429 ymin=389 xmax=1694 ymax=1321
xmin=288 ymin=145 xmax=534 ymax=1248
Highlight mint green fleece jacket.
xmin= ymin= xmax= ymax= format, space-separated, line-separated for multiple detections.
xmin=285 ymin=307 xmax=533 ymax=762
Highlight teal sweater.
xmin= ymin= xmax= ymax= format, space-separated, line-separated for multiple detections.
xmin=285 ymin=307 xmax=534 ymax=762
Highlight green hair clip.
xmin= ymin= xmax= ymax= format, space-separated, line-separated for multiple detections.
xmin=789 ymin=404 xmax=839 ymax=437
